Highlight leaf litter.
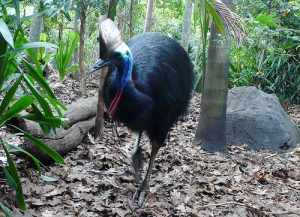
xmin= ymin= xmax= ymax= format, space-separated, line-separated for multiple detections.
xmin=0 ymin=74 xmax=300 ymax=216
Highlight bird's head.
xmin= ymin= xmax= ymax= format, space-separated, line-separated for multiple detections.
xmin=92 ymin=42 xmax=133 ymax=91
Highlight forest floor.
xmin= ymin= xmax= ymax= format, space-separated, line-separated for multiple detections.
xmin=1 ymin=74 xmax=300 ymax=217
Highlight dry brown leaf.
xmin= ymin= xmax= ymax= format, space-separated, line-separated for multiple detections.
xmin=43 ymin=187 xmax=66 ymax=197
xmin=1 ymin=77 xmax=300 ymax=216
xmin=145 ymin=192 xmax=157 ymax=204
xmin=170 ymin=190 xmax=182 ymax=206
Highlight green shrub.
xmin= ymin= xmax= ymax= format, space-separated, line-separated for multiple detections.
xmin=231 ymin=0 xmax=300 ymax=104
xmin=0 ymin=1 xmax=65 ymax=214
xmin=55 ymin=31 xmax=79 ymax=81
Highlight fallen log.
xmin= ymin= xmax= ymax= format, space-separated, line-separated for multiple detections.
xmin=16 ymin=97 xmax=98 ymax=162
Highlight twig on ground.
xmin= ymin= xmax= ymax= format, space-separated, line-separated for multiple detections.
xmin=197 ymin=201 xmax=247 ymax=209
xmin=265 ymin=153 xmax=278 ymax=159
xmin=270 ymin=210 xmax=300 ymax=216
xmin=197 ymin=202 xmax=300 ymax=216
xmin=160 ymin=184 xmax=184 ymax=193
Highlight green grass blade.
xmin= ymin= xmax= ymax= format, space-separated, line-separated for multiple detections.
xmin=41 ymin=93 xmax=67 ymax=115
xmin=23 ymin=74 xmax=54 ymax=117
xmin=0 ymin=202 xmax=11 ymax=217
xmin=1 ymin=141 xmax=26 ymax=211
xmin=12 ymin=0 xmax=21 ymax=30
xmin=0 ymin=95 xmax=35 ymax=125
xmin=1 ymin=42 xmax=58 ymax=57
xmin=0 ymin=75 xmax=22 ymax=116
xmin=0 ymin=19 xmax=14 ymax=49
xmin=30 ymin=103 xmax=51 ymax=134
xmin=21 ymin=59 xmax=57 ymax=100
xmin=23 ymin=133 xmax=65 ymax=164
xmin=8 ymin=126 xmax=65 ymax=164
xmin=3 ymin=168 xmax=18 ymax=190
xmin=21 ymin=114 xmax=64 ymax=128
xmin=9 ymin=145 xmax=43 ymax=173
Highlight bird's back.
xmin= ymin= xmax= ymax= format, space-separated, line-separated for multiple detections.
xmin=104 ymin=33 xmax=194 ymax=143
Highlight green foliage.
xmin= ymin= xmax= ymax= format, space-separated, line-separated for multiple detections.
xmin=0 ymin=202 xmax=10 ymax=217
xmin=255 ymin=14 xmax=279 ymax=28
xmin=0 ymin=1 xmax=66 ymax=213
xmin=1 ymin=140 xmax=26 ymax=210
xmin=43 ymin=0 xmax=73 ymax=21
xmin=38 ymin=33 xmax=52 ymax=63
xmin=231 ymin=0 xmax=300 ymax=103
xmin=55 ymin=31 xmax=79 ymax=81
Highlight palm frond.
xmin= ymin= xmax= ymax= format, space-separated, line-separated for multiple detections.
xmin=213 ymin=0 xmax=246 ymax=43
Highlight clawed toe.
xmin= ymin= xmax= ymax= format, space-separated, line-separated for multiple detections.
xmin=133 ymin=189 xmax=149 ymax=207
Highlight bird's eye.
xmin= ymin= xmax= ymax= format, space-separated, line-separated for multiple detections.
xmin=111 ymin=52 xmax=121 ymax=59
xmin=126 ymin=51 xmax=129 ymax=55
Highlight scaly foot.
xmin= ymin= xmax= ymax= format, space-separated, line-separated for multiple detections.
xmin=133 ymin=188 xmax=150 ymax=207
xmin=132 ymin=146 xmax=143 ymax=182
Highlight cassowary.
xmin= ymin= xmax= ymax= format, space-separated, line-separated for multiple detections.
xmin=93 ymin=32 xmax=194 ymax=206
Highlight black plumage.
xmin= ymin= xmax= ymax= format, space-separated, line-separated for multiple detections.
xmin=104 ymin=33 xmax=194 ymax=143
xmin=93 ymin=32 xmax=194 ymax=206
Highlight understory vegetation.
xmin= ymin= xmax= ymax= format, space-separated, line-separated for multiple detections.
xmin=0 ymin=0 xmax=299 ymax=216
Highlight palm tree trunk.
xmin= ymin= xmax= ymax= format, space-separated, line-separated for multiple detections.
xmin=193 ymin=0 xmax=232 ymax=152
xmin=29 ymin=0 xmax=43 ymax=43
xmin=144 ymin=0 xmax=154 ymax=32
xmin=181 ymin=0 xmax=193 ymax=52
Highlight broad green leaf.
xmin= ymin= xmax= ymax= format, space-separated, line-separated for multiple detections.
xmin=0 ymin=36 xmax=8 ymax=91
xmin=17 ymin=42 xmax=58 ymax=51
xmin=44 ymin=94 xmax=65 ymax=112
xmin=26 ymin=48 xmax=44 ymax=77
xmin=63 ymin=11 xmax=72 ymax=21
xmin=64 ymin=0 xmax=72 ymax=12
xmin=22 ymin=74 xmax=54 ymax=117
xmin=9 ymin=145 xmax=43 ymax=173
xmin=255 ymin=15 xmax=279 ymax=28
xmin=1 ymin=42 xmax=58 ymax=57
xmin=41 ymin=93 xmax=67 ymax=116
xmin=29 ymin=103 xmax=52 ymax=135
xmin=3 ymin=168 xmax=18 ymax=190
xmin=12 ymin=0 xmax=21 ymax=30
xmin=0 ymin=19 xmax=14 ymax=49
xmin=22 ymin=59 xmax=57 ymax=100
xmin=0 ymin=202 xmax=11 ymax=217
xmin=9 ymin=126 xmax=65 ymax=164
xmin=21 ymin=114 xmax=64 ymax=128
xmin=0 ymin=95 xmax=36 ymax=125
xmin=1 ymin=141 xmax=26 ymax=210
xmin=0 ymin=75 xmax=22 ymax=117
xmin=24 ymin=134 xmax=65 ymax=164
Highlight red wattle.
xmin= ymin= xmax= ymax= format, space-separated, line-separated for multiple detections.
xmin=108 ymin=90 xmax=122 ymax=118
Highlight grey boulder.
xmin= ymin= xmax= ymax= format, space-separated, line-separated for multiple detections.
xmin=226 ymin=86 xmax=300 ymax=152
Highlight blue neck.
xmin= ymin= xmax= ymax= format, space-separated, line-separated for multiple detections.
xmin=115 ymin=56 xmax=133 ymax=91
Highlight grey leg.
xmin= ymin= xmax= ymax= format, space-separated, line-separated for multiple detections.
xmin=133 ymin=140 xmax=161 ymax=207
xmin=131 ymin=131 xmax=143 ymax=182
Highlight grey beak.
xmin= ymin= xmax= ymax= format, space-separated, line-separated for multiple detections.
xmin=89 ymin=59 xmax=118 ymax=74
